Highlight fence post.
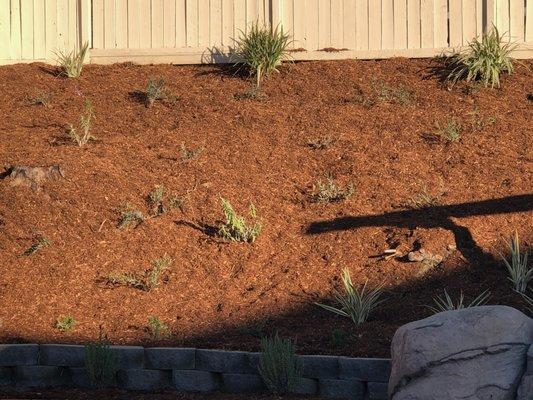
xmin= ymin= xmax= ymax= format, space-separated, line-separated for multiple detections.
xmin=78 ymin=0 xmax=92 ymax=49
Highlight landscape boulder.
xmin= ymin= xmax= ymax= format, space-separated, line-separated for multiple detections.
xmin=389 ymin=305 xmax=533 ymax=400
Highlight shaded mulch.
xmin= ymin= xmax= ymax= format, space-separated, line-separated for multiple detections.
xmin=0 ymin=58 xmax=531 ymax=358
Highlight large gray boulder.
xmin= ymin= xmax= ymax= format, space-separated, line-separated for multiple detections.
xmin=389 ymin=306 xmax=533 ymax=400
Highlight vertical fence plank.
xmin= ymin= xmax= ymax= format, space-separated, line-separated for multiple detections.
xmin=462 ymin=0 xmax=477 ymax=44
xmin=527 ymin=0 xmax=533 ymax=42
xmin=234 ymin=0 xmax=246 ymax=39
xmin=103 ymin=0 xmax=115 ymax=48
xmin=368 ymin=0 xmax=381 ymax=49
xmin=115 ymin=0 xmax=128 ymax=48
xmin=509 ymin=0 xmax=525 ymax=41
xmin=186 ymin=0 xmax=199 ymax=46
xmin=355 ymin=0 xmax=368 ymax=50
xmin=393 ymin=0 xmax=407 ymax=49
xmin=9 ymin=0 xmax=21 ymax=59
xmin=151 ymin=0 xmax=164 ymax=47
xmin=495 ymin=0 xmax=510 ymax=38
xmin=139 ymin=0 xmax=151 ymax=47
xmin=343 ymin=0 xmax=356 ymax=49
xmin=381 ymin=0 xmax=394 ymax=49
xmin=407 ymin=0 xmax=420 ymax=48
xmin=210 ymin=0 xmax=222 ymax=46
xmin=221 ymin=0 xmax=234 ymax=46
xmin=163 ymin=0 xmax=177 ymax=47
xmin=420 ymin=0 xmax=434 ymax=48
xmin=92 ymin=0 xmax=104 ymax=49
xmin=0 ymin=0 xmax=10 ymax=59
xmin=293 ymin=0 xmax=306 ymax=48
xmin=318 ymin=0 xmax=331 ymax=49
xmin=305 ymin=0 xmax=319 ymax=50
xmin=20 ymin=0 xmax=34 ymax=59
xmin=33 ymin=0 xmax=46 ymax=59
xmin=448 ymin=0 xmax=462 ymax=47
xmin=330 ymin=0 xmax=343 ymax=48
xmin=434 ymin=0 xmax=448 ymax=47
xmin=68 ymin=0 xmax=78 ymax=49
xmin=176 ymin=0 xmax=186 ymax=47
xmin=282 ymin=0 xmax=294 ymax=47
xmin=198 ymin=0 xmax=209 ymax=46
xmin=128 ymin=0 xmax=141 ymax=48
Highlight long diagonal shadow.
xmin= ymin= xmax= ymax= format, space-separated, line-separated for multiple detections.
xmin=306 ymin=194 xmax=533 ymax=265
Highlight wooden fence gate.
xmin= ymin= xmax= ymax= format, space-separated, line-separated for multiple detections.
xmin=0 ymin=0 xmax=532 ymax=65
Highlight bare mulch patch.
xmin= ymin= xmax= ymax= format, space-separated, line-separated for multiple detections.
xmin=0 ymin=59 xmax=531 ymax=358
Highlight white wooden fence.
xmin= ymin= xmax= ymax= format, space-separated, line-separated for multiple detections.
xmin=1 ymin=0 xmax=532 ymax=65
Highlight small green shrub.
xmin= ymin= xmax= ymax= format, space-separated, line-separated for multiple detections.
xmin=180 ymin=143 xmax=204 ymax=161
xmin=308 ymin=136 xmax=334 ymax=150
xmin=258 ymin=334 xmax=301 ymax=395
xmin=500 ymin=231 xmax=531 ymax=293
xmin=371 ymin=79 xmax=415 ymax=105
xmin=316 ymin=269 xmax=385 ymax=325
xmin=218 ymin=198 xmax=261 ymax=243
xmin=426 ymin=289 xmax=490 ymax=314
xmin=312 ymin=177 xmax=354 ymax=203
xmin=23 ymin=235 xmax=50 ymax=256
xmin=117 ymin=203 xmax=145 ymax=229
xmin=435 ymin=118 xmax=462 ymax=143
xmin=408 ymin=184 xmax=443 ymax=209
xmin=146 ymin=254 xmax=173 ymax=289
xmin=56 ymin=315 xmax=76 ymax=332
xmin=104 ymin=271 xmax=145 ymax=290
xmin=446 ymin=26 xmax=515 ymax=88
xmin=55 ymin=42 xmax=89 ymax=78
xmin=85 ymin=338 xmax=118 ymax=388
xmin=233 ymin=23 xmax=291 ymax=88
xmin=28 ymin=91 xmax=51 ymax=106
xmin=68 ymin=100 xmax=96 ymax=147
xmin=147 ymin=316 xmax=170 ymax=339
xmin=105 ymin=255 xmax=172 ymax=291
xmin=148 ymin=185 xmax=166 ymax=216
xmin=145 ymin=76 xmax=166 ymax=107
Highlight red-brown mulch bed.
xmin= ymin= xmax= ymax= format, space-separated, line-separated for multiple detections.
xmin=0 ymin=59 xmax=531 ymax=358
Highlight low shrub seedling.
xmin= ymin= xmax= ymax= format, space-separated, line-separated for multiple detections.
xmin=144 ymin=76 xmax=178 ymax=107
xmin=259 ymin=333 xmax=301 ymax=395
xmin=371 ymin=79 xmax=415 ymax=105
xmin=408 ymin=183 xmax=444 ymax=209
xmin=180 ymin=143 xmax=204 ymax=161
xmin=146 ymin=254 xmax=173 ymax=289
xmin=148 ymin=185 xmax=166 ymax=216
xmin=307 ymin=136 xmax=335 ymax=150
xmin=147 ymin=316 xmax=170 ymax=339
xmin=23 ymin=235 xmax=50 ymax=256
xmin=312 ymin=176 xmax=354 ymax=203
xmin=500 ymin=231 xmax=531 ymax=293
xmin=316 ymin=269 xmax=385 ymax=325
xmin=55 ymin=42 xmax=89 ymax=78
xmin=68 ymin=100 xmax=96 ymax=147
xmin=56 ymin=315 xmax=76 ymax=332
xmin=434 ymin=118 xmax=462 ymax=143
xmin=218 ymin=198 xmax=261 ymax=243
xmin=28 ymin=91 xmax=51 ymax=106
xmin=85 ymin=337 xmax=118 ymax=388
xmin=117 ymin=203 xmax=145 ymax=229
xmin=426 ymin=289 xmax=491 ymax=314
xmin=446 ymin=26 xmax=515 ymax=88
xmin=104 ymin=255 xmax=172 ymax=291
xmin=233 ymin=23 xmax=292 ymax=88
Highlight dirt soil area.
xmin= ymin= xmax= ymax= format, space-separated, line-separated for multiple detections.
xmin=0 ymin=59 xmax=532 ymax=358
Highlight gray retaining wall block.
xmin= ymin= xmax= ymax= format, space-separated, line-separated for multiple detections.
xmin=319 ymin=378 xmax=365 ymax=399
xmin=13 ymin=366 xmax=69 ymax=388
xmin=117 ymin=369 xmax=171 ymax=391
xmin=109 ymin=345 xmax=144 ymax=369
xmin=221 ymin=373 xmax=265 ymax=393
xmin=39 ymin=344 xmax=85 ymax=367
xmin=0 ymin=344 xmax=39 ymax=366
xmin=299 ymin=355 xmax=340 ymax=379
xmin=196 ymin=349 xmax=255 ymax=374
xmin=145 ymin=348 xmax=195 ymax=370
xmin=173 ymin=369 xmax=221 ymax=392
xmin=338 ymin=357 xmax=390 ymax=382
xmin=0 ymin=367 xmax=12 ymax=385
xmin=68 ymin=367 xmax=93 ymax=389
xmin=367 ymin=382 xmax=388 ymax=400
xmin=293 ymin=377 xmax=319 ymax=395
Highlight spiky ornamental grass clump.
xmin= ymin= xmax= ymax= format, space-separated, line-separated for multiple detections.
xmin=85 ymin=338 xmax=118 ymax=388
xmin=426 ymin=289 xmax=491 ymax=314
xmin=233 ymin=23 xmax=292 ymax=88
xmin=218 ymin=198 xmax=261 ymax=243
xmin=500 ymin=231 xmax=531 ymax=293
xmin=446 ymin=26 xmax=515 ymax=88
xmin=316 ymin=269 xmax=385 ymax=325
xmin=55 ymin=42 xmax=89 ymax=78
xmin=258 ymin=334 xmax=301 ymax=395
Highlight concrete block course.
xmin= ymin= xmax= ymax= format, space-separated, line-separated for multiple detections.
xmin=299 ymin=355 xmax=339 ymax=379
xmin=109 ymin=345 xmax=144 ymax=369
xmin=367 ymin=381 xmax=389 ymax=400
xmin=13 ymin=365 xmax=69 ymax=388
xmin=338 ymin=357 xmax=391 ymax=382
xmin=221 ymin=373 xmax=265 ymax=393
xmin=39 ymin=344 xmax=85 ymax=367
xmin=0 ymin=344 xmax=39 ymax=366
xmin=117 ymin=369 xmax=171 ymax=391
xmin=319 ymin=378 xmax=366 ymax=399
xmin=293 ymin=377 xmax=319 ymax=395
xmin=196 ymin=349 xmax=255 ymax=374
xmin=68 ymin=367 xmax=94 ymax=389
xmin=145 ymin=347 xmax=195 ymax=370
xmin=0 ymin=367 xmax=12 ymax=385
xmin=173 ymin=369 xmax=221 ymax=392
